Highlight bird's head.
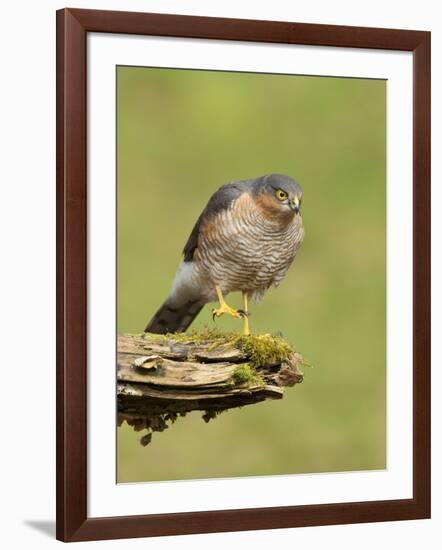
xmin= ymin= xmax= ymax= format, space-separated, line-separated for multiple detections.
xmin=253 ymin=174 xmax=304 ymax=218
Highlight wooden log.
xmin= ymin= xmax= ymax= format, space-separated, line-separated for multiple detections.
xmin=117 ymin=331 xmax=305 ymax=445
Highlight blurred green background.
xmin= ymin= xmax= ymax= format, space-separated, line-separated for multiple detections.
xmin=117 ymin=66 xmax=386 ymax=483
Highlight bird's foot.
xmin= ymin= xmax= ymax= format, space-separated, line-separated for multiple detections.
xmin=212 ymin=303 xmax=248 ymax=321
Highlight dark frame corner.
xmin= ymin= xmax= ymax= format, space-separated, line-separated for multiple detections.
xmin=56 ymin=7 xmax=431 ymax=542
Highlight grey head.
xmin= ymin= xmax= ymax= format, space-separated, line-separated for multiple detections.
xmin=249 ymin=173 xmax=304 ymax=214
xmin=182 ymin=173 xmax=303 ymax=262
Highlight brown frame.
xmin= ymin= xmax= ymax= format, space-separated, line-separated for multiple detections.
xmin=56 ymin=7 xmax=431 ymax=542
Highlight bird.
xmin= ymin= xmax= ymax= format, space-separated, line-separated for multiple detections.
xmin=145 ymin=173 xmax=305 ymax=336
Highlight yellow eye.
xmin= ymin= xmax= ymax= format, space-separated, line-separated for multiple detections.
xmin=276 ymin=189 xmax=287 ymax=201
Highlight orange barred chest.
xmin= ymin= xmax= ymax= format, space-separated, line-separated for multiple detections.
xmin=194 ymin=193 xmax=304 ymax=294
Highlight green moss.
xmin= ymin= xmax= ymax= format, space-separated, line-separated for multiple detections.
xmin=143 ymin=328 xmax=296 ymax=369
xmin=231 ymin=363 xmax=264 ymax=386
xmin=236 ymin=333 xmax=294 ymax=368
xmin=300 ymin=359 xmax=313 ymax=369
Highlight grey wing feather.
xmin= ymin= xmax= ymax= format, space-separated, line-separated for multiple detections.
xmin=182 ymin=181 xmax=250 ymax=262
xmin=145 ymin=298 xmax=204 ymax=334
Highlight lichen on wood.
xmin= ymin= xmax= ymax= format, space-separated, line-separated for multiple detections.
xmin=117 ymin=329 xmax=306 ymax=445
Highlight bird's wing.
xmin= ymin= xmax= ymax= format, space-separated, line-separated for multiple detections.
xmin=182 ymin=182 xmax=248 ymax=262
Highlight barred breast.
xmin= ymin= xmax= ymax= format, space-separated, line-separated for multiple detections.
xmin=193 ymin=193 xmax=304 ymax=302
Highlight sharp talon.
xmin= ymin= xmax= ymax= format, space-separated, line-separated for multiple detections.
xmin=237 ymin=309 xmax=249 ymax=318
xmin=212 ymin=310 xmax=216 ymax=321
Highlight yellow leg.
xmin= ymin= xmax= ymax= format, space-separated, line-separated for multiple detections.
xmin=212 ymin=285 xmax=247 ymax=323
xmin=242 ymin=291 xmax=250 ymax=336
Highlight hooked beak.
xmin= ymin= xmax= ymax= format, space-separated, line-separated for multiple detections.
xmin=290 ymin=196 xmax=300 ymax=214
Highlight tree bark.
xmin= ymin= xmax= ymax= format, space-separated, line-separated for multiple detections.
xmin=117 ymin=332 xmax=304 ymax=445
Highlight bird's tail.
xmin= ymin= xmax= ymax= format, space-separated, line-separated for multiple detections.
xmin=144 ymin=296 xmax=205 ymax=334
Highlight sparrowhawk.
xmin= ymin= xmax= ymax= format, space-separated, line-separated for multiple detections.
xmin=145 ymin=173 xmax=304 ymax=335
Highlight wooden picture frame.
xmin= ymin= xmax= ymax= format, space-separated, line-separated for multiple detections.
xmin=56 ymin=7 xmax=431 ymax=542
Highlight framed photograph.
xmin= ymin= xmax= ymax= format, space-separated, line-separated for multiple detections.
xmin=56 ymin=8 xmax=431 ymax=542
